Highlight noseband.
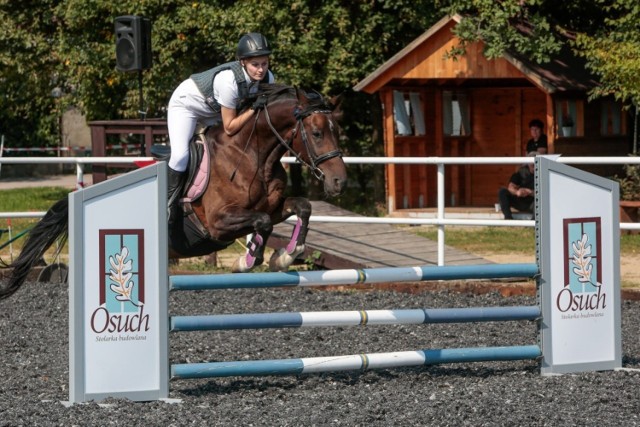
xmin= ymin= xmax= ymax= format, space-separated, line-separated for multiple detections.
xmin=263 ymin=103 xmax=342 ymax=180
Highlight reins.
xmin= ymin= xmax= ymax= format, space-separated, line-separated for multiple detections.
xmin=263 ymin=100 xmax=342 ymax=181
xmin=229 ymin=112 xmax=260 ymax=182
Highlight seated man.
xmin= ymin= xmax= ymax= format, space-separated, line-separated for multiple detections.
xmin=526 ymin=118 xmax=548 ymax=154
xmin=498 ymin=152 xmax=536 ymax=219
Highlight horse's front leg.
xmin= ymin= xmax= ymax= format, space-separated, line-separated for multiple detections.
xmin=233 ymin=231 xmax=270 ymax=273
xmin=208 ymin=207 xmax=273 ymax=273
xmin=268 ymin=197 xmax=312 ymax=271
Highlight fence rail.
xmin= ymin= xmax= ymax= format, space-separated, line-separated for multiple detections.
xmin=1 ymin=156 xmax=639 ymax=265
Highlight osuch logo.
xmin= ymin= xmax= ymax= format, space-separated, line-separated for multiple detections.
xmin=91 ymin=230 xmax=150 ymax=334
xmin=557 ymin=217 xmax=606 ymax=313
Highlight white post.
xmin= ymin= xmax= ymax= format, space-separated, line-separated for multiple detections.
xmin=75 ymin=163 xmax=84 ymax=190
xmin=437 ymin=163 xmax=445 ymax=266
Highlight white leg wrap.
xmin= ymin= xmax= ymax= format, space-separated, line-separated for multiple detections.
xmin=231 ymin=255 xmax=253 ymax=273
xmin=268 ymin=244 xmax=305 ymax=271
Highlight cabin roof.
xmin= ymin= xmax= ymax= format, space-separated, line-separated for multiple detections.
xmin=354 ymin=15 xmax=599 ymax=94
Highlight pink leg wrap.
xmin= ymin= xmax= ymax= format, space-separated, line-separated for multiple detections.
xmin=285 ymin=218 xmax=303 ymax=254
xmin=244 ymin=234 xmax=264 ymax=269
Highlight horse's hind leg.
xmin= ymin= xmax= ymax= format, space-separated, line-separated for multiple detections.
xmin=269 ymin=197 xmax=311 ymax=271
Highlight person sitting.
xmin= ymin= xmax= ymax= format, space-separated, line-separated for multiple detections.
xmin=498 ymin=152 xmax=536 ymax=220
xmin=165 ymin=32 xmax=276 ymax=215
xmin=525 ymin=119 xmax=548 ymax=154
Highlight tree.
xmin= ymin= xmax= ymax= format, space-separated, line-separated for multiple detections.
xmin=2 ymin=0 xmax=444 ymax=209
xmin=440 ymin=0 xmax=640 ymax=108
xmin=0 ymin=0 xmax=62 ymax=150
xmin=572 ymin=0 xmax=640 ymax=107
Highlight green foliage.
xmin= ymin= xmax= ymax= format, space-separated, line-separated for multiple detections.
xmin=441 ymin=0 xmax=561 ymax=63
xmin=614 ymin=156 xmax=640 ymax=201
xmin=1 ymin=0 xmax=441 ymax=203
xmin=2 ymin=0 xmax=640 ymax=181
xmin=441 ymin=0 xmax=640 ymax=108
xmin=573 ymin=0 xmax=640 ymax=107
xmin=303 ymin=250 xmax=322 ymax=269
xmin=0 ymin=0 xmax=62 ymax=149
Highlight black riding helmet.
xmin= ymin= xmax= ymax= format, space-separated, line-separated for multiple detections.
xmin=236 ymin=33 xmax=272 ymax=59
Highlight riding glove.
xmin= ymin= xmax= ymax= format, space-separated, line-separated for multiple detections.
xmin=251 ymin=96 xmax=268 ymax=111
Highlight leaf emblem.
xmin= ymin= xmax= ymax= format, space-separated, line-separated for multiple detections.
xmin=571 ymin=233 xmax=598 ymax=288
xmin=108 ymin=246 xmax=142 ymax=306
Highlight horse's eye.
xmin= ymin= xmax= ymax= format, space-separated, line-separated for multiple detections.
xmin=312 ymin=129 xmax=322 ymax=139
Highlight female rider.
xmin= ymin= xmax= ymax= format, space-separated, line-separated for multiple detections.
xmin=166 ymin=32 xmax=275 ymax=215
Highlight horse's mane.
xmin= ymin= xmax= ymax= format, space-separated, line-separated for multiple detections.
xmin=240 ymin=83 xmax=333 ymax=112
xmin=211 ymin=84 xmax=335 ymax=142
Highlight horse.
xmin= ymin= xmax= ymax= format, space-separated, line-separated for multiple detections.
xmin=0 ymin=84 xmax=347 ymax=300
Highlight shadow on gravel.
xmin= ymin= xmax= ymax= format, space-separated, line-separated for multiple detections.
xmin=174 ymin=364 xmax=541 ymax=398
xmin=622 ymin=355 xmax=640 ymax=366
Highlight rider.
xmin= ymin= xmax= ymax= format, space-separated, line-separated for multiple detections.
xmin=166 ymin=32 xmax=275 ymax=213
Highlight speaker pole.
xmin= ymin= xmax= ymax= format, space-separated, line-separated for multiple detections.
xmin=138 ymin=69 xmax=146 ymax=156
xmin=138 ymin=70 xmax=145 ymax=121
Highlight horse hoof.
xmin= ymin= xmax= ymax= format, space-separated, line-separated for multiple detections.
xmin=232 ymin=255 xmax=264 ymax=273
xmin=269 ymin=245 xmax=305 ymax=271
xmin=232 ymin=256 xmax=250 ymax=273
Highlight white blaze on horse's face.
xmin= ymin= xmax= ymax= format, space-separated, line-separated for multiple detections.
xmin=309 ymin=114 xmax=339 ymax=147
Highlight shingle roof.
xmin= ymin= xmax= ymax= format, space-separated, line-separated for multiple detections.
xmin=354 ymin=15 xmax=599 ymax=94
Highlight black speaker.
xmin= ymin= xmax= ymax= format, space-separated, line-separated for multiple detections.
xmin=115 ymin=15 xmax=152 ymax=72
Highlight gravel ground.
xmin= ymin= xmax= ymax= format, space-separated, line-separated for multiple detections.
xmin=1 ymin=280 xmax=639 ymax=426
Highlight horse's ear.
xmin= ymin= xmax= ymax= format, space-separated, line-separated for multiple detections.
xmin=295 ymin=87 xmax=309 ymax=106
xmin=329 ymin=94 xmax=344 ymax=122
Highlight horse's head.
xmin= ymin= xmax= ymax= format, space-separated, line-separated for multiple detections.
xmin=244 ymin=84 xmax=347 ymax=197
xmin=288 ymin=88 xmax=347 ymax=196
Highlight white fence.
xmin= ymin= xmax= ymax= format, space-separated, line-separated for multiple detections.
xmin=1 ymin=156 xmax=639 ymax=265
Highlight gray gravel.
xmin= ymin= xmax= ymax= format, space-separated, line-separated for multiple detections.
xmin=1 ymin=280 xmax=639 ymax=426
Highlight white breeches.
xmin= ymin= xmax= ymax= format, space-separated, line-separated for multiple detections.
xmin=167 ymin=79 xmax=218 ymax=172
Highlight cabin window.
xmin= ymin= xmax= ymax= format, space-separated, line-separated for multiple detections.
xmin=443 ymin=91 xmax=470 ymax=137
xmin=393 ymin=91 xmax=425 ymax=136
xmin=600 ymin=98 xmax=626 ymax=136
xmin=555 ymin=99 xmax=583 ymax=137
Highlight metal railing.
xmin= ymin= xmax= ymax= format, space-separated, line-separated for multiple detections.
xmin=1 ymin=155 xmax=639 ymax=265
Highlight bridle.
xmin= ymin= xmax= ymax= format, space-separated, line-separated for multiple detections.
xmin=263 ymin=100 xmax=343 ymax=180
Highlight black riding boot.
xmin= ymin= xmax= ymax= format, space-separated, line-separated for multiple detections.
xmin=167 ymin=167 xmax=185 ymax=224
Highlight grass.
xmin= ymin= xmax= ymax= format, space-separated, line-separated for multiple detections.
xmin=413 ymin=226 xmax=536 ymax=254
xmin=412 ymin=225 xmax=640 ymax=256
xmin=0 ymin=187 xmax=72 ymax=262
xmin=409 ymin=225 xmax=640 ymax=288
xmin=0 ymin=187 xmax=295 ymax=272
xmin=0 ymin=187 xmax=70 ymax=211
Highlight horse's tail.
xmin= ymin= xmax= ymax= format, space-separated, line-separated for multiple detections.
xmin=0 ymin=197 xmax=69 ymax=300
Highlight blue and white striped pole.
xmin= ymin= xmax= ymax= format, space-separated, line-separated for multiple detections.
xmin=170 ymin=263 xmax=538 ymax=291
xmin=171 ymin=306 xmax=541 ymax=331
xmin=171 ymin=345 xmax=542 ymax=379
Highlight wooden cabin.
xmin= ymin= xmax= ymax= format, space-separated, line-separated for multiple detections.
xmin=354 ymin=15 xmax=632 ymax=213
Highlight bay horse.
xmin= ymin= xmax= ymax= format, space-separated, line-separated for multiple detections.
xmin=0 ymin=84 xmax=347 ymax=300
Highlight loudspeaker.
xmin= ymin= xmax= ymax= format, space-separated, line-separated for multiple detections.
xmin=115 ymin=15 xmax=152 ymax=72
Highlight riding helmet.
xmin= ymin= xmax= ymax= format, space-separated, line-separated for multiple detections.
xmin=236 ymin=33 xmax=272 ymax=59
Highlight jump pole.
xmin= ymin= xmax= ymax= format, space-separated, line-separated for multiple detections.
xmin=172 ymin=345 xmax=544 ymax=379
xmin=68 ymin=157 xmax=622 ymax=403
xmin=170 ymin=305 xmax=542 ymax=331
xmin=169 ymin=262 xmax=539 ymax=290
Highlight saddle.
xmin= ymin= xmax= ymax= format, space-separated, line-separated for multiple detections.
xmin=151 ymin=134 xmax=233 ymax=256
